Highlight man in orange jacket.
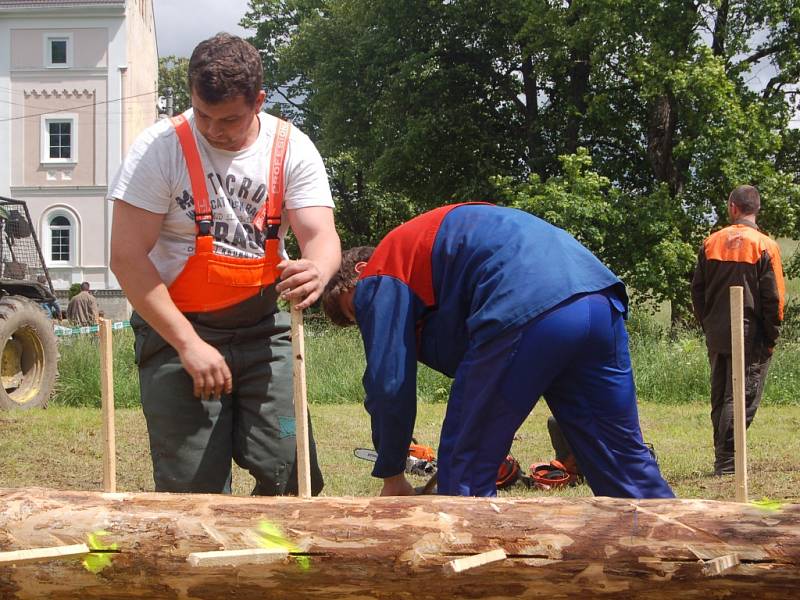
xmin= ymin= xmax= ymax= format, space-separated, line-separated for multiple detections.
xmin=691 ymin=185 xmax=785 ymax=476
xmin=109 ymin=34 xmax=340 ymax=496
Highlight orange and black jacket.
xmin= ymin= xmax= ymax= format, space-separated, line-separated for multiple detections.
xmin=691 ymin=220 xmax=785 ymax=354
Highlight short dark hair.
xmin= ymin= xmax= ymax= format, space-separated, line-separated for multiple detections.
xmin=188 ymin=33 xmax=263 ymax=105
xmin=321 ymin=246 xmax=375 ymax=327
xmin=80 ymin=281 xmax=90 ymax=292
xmin=729 ymin=185 xmax=761 ymax=215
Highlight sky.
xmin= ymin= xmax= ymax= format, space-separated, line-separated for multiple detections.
xmin=153 ymin=0 xmax=254 ymax=58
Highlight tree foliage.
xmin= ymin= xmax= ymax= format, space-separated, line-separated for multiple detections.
xmin=158 ymin=56 xmax=191 ymax=115
xmin=243 ymin=0 xmax=800 ymax=315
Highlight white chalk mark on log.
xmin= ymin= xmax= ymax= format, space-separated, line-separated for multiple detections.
xmin=187 ymin=548 xmax=290 ymax=567
xmin=0 ymin=543 xmax=90 ymax=565
xmin=625 ymin=503 xmax=701 ymax=534
xmin=444 ymin=548 xmax=506 ymax=574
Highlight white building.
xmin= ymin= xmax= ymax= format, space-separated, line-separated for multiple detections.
xmin=0 ymin=0 xmax=157 ymax=293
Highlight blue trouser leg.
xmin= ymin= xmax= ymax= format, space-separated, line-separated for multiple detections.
xmin=437 ymin=326 xmax=522 ymax=496
xmin=438 ymin=292 xmax=673 ymax=499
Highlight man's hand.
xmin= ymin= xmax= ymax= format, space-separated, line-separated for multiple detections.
xmin=176 ymin=338 xmax=233 ymax=400
xmin=276 ymin=258 xmax=324 ymax=310
xmin=380 ymin=473 xmax=415 ymax=496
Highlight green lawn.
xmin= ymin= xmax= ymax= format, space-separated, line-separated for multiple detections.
xmin=1 ymin=401 xmax=798 ymax=503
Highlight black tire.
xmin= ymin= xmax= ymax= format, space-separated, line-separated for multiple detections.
xmin=0 ymin=296 xmax=58 ymax=410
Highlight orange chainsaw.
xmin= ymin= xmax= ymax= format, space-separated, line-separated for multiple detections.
xmin=354 ymin=441 xmax=437 ymax=476
xmin=355 ymin=442 xmax=524 ymax=490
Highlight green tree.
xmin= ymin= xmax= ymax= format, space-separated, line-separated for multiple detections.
xmin=158 ymin=56 xmax=190 ymax=115
xmin=243 ymin=0 xmax=800 ymax=316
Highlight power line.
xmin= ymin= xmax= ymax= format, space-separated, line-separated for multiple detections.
xmin=0 ymin=89 xmax=158 ymax=123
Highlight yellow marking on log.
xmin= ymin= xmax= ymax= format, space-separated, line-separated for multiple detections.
xmin=750 ymin=497 xmax=782 ymax=512
xmin=83 ymin=531 xmax=118 ymax=574
xmin=256 ymin=521 xmax=310 ymax=571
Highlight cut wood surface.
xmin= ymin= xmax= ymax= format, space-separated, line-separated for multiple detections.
xmin=0 ymin=488 xmax=798 ymax=599
xmin=0 ymin=543 xmax=89 ymax=566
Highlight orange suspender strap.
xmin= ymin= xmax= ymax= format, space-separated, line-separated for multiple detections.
xmin=170 ymin=115 xmax=213 ymax=235
xmin=253 ymin=119 xmax=292 ymax=235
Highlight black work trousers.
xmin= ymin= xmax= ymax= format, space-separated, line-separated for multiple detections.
xmin=131 ymin=294 xmax=324 ymax=496
xmin=708 ymin=342 xmax=772 ymax=475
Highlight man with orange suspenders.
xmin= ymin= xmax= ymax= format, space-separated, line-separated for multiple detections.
xmin=109 ymin=34 xmax=340 ymax=495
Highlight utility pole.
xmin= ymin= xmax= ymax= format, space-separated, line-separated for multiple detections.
xmin=166 ymin=87 xmax=174 ymax=117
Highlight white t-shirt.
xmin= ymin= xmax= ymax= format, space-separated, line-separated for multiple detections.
xmin=108 ymin=110 xmax=334 ymax=285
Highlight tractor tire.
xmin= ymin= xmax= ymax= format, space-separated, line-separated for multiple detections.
xmin=0 ymin=296 xmax=58 ymax=410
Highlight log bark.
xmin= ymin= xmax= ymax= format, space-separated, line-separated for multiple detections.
xmin=0 ymin=488 xmax=798 ymax=599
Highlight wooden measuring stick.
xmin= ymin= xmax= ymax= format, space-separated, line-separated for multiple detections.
xmin=99 ymin=318 xmax=116 ymax=493
xmin=290 ymin=302 xmax=312 ymax=498
xmin=729 ymin=286 xmax=748 ymax=503
xmin=444 ymin=549 xmax=507 ymax=574
xmin=0 ymin=543 xmax=89 ymax=566
xmin=187 ymin=547 xmax=289 ymax=567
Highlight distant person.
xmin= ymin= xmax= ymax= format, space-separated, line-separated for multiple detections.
xmin=322 ymin=203 xmax=673 ymax=499
xmin=67 ymin=282 xmax=98 ymax=327
xmin=36 ymin=274 xmax=61 ymax=320
xmin=691 ymin=185 xmax=785 ymax=476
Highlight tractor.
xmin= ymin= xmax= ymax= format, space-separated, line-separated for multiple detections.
xmin=0 ymin=196 xmax=59 ymax=409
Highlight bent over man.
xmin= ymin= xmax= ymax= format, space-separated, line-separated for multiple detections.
xmin=109 ymin=33 xmax=340 ymax=495
xmin=322 ymin=203 xmax=673 ymax=499
xmin=691 ymin=185 xmax=785 ymax=476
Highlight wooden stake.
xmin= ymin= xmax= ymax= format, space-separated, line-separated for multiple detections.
xmin=187 ymin=548 xmax=289 ymax=567
xmin=98 ymin=318 xmax=116 ymax=493
xmin=290 ymin=302 xmax=311 ymax=498
xmin=729 ymin=286 xmax=748 ymax=503
xmin=444 ymin=549 xmax=507 ymax=574
xmin=702 ymin=553 xmax=741 ymax=577
xmin=0 ymin=543 xmax=89 ymax=566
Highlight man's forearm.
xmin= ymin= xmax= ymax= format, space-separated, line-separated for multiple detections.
xmin=299 ymin=229 xmax=341 ymax=284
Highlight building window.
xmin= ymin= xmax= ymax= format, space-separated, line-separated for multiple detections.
xmin=48 ymin=121 xmax=71 ymax=159
xmin=43 ymin=210 xmax=77 ymax=267
xmin=44 ymin=33 xmax=73 ymax=68
xmin=50 ymin=216 xmax=70 ymax=262
xmin=40 ymin=114 xmax=77 ymax=164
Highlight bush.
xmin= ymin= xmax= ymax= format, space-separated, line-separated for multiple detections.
xmin=53 ymin=329 xmax=140 ymax=408
xmin=51 ymin=309 xmax=800 ymax=408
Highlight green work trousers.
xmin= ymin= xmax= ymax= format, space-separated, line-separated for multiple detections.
xmin=131 ymin=294 xmax=324 ymax=496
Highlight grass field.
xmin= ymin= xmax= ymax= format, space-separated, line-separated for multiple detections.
xmin=3 ymin=296 xmax=799 ymax=504
xmin=1 ymin=401 xmax=798 ymax=503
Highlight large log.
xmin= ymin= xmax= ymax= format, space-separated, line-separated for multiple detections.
xmin=0 ymin=488 xmax=798 ymax=599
